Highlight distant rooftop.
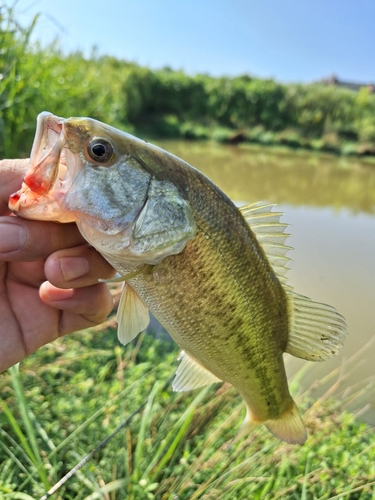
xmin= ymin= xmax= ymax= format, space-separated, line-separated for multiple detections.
xmin=319 ymin=74 xmax=375 ymax=93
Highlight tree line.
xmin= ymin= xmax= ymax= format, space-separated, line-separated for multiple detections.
xmin=1 ymin=4 xmax=375 ymax=158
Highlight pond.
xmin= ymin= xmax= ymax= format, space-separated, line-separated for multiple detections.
xmin=155 ymin=140 xmax=375 ymax=423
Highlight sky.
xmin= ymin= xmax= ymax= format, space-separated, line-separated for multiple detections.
xmin=6 ymin=0 xmax=375 ymax=83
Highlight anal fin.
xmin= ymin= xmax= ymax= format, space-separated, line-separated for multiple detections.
xmin=117 ymin=282 xmax=150 ymax=345
xmin=172 ymin=351 xmax=222 ymax=392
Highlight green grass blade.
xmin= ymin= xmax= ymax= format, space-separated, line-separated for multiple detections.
xmin=152 ymin=400 xmax=195 ymax=477
xmin=7 ymin=365 xmax=50 ymax=489
xmin=45 ymin=365 xmax=161 ymax=462
xmin=83 ymin=479 xmax=127 ymax=499
xmin=132 ymin=381 xmax=162 ymax=482
xmin=4 ymin=494 xmax=36 ymax=500
xmin=300 ymin=453 xmax=312 ymax=500
xmin=0 ymin=399 xmax=37 ymax=465
xmin=147 ymin=386 xmax=211 ymax=480
xmin=8 ymin=365 xmax=41 ymax=459
xmin=0 ymin=435 xmax=40 ymax=488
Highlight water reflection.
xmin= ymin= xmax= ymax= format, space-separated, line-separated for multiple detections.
xmin=157 ymin=141 xmax=375 ymax=213
xmin=278 ymin=206 xmax=375 ymax=422
xmin=155 ymin=140 xmax=375 ymax=422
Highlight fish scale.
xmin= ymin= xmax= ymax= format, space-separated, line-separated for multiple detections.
xmin=121 ymin=186 xmax=292 ymax=423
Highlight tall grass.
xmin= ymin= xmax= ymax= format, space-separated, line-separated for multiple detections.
xmin=0 ymin=3 xmax=39 ymax=157
xmin=0 ymin=4 xmax=131 ymax=158
xmin=0 ymin=325 xmax=374 ymax=499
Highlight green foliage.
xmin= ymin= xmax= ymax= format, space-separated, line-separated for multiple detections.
xmin=1 ymin=3 xmax=375 ymax=158
xmin=0 ymin=327 xmax=375 ymax=499
xmin=0 ymin=4 xmax=39 ymax=157
xmin=0 ymin=5 xmax=130 ymax=157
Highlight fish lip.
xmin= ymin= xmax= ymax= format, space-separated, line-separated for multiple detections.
xmin=29 ymin=112 xmax=63 ymax=164
xmin=24 ymin=112 xmax=67 ymax=195
xmin=8 ymin=112 xmax=73 ymax=216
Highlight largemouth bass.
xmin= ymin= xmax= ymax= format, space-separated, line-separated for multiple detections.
xmin=9 ymin=112 xmax=347 ymax=444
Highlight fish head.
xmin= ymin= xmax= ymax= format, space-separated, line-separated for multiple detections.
xmin=9 ymin=112 xmax=196 ymax=266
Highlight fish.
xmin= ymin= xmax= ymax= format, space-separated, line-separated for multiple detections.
xmin=9 ymin=111 xmax=347 ymax=444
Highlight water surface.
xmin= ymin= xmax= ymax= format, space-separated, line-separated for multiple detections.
xmin=155 ymin=141 xmax=375 ymax=422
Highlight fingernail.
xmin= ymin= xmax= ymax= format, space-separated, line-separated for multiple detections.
xmin=40 ymin=282 xmax=75 ymax=301
xmin=59 ymin=257 xmax=90 ymax=282
xmin=0 ymin=223 xmax=27 ymax=253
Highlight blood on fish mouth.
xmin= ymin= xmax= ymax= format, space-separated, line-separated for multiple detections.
xmin=23 ymin=116 xmax=67 ymax=196
xmin=8 ymin=113 xmax=70 ymax=212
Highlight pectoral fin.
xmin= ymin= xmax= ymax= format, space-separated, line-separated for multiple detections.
xmin=99 ymin=264 xmax=156 ymax=283
xmin=173 ymin=351 xmax=222 ymax=392
xmin=117 ymin=282 xmax=150 ymax=345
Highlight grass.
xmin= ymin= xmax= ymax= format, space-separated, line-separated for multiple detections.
xmin=0 ymin=318 xmax=374 ymax=499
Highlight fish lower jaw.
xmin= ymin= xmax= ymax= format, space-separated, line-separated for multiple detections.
xmin=9 ymin=154 xmax=71 ymax=216
xmin=9 ymin=183 xmax=43 ymax=213
xmin=9 ymin=183 xmax=75 ymax=222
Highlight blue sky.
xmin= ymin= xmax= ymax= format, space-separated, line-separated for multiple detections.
xmin=8 ymin=0 xmax=375 ymax=83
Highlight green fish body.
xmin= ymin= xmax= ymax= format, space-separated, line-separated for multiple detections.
xmin=9 ymin=112 xmax=347 ymax=444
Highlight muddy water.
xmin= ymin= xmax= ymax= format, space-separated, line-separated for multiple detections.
xmin=154 ymin=140 xmax=375 ymax=422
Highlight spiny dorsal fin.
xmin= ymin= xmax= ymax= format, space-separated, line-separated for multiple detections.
xmin=286 ymin=291 xmax=347 ymax=361
xmin=172 ymin=351 xmax=222 ymax=392
xmin=117 ymin=282 xmax=150 ymax=345
xmin=239 ymin=202 xmax=292 ymax=284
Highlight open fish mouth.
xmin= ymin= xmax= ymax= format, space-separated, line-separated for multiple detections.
xmin=9 ymin=112 xmax=76 ymax=220
xmin=25 ymin=112 xmax=66 ymax=194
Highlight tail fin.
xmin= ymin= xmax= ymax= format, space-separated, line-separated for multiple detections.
xmin=239 ymin=400 xmax=306 ymax=445
xmin=264 ymin=400 xmax=306 ymax=444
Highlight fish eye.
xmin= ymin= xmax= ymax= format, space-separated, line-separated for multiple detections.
xmin=87 ymin=138 xmax=114 ymax=163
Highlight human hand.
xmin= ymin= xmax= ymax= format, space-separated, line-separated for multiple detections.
xmin=0 ymin=159 xmax=115 ymax=372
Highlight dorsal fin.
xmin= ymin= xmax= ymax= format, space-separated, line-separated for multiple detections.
xmin=239 ymin=202 xmax=292 ymax=284
xmin=117 ymin=282 xmax=150 ymax=345
xmin=239 ymin=202 xmax=347 ymax=362
xmin=172 ymin=351 xmax=222 ymax=392
xmin=285 ymin=291 xmax=347 ymax=361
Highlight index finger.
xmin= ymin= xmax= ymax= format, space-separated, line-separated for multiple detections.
xmin=0 ymin=159 xmax=29 ymax=215
xmin=0 ymin=216 xmax=85 ymax=261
